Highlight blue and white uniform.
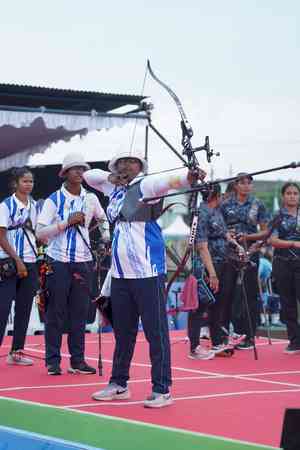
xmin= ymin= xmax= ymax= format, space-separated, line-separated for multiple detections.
xmin=38 ymin=185 xmax=106 ymax=262
xmin=0 ymin=194 xmax=38 ymax=262
xmin=84 ymin=170 xmax=190 ymax=278
xmin=0 ymin=194 xmax=38 ymax=352
xmin=37 ymin=183 xmax=107 ymax=369
xmin=107 ymin=186 xmax=165 ymax=278
xmin=84 ymin=167 xmax=192 ymax=395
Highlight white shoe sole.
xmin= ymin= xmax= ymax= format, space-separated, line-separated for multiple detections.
xmin=67 ymin=368 xmax=96 ymax=375
xmin=92 ymin=390 xmax=131 ymax=401
xmin=229 ymin=335 xmax=247 ymax=347
xmin=144 ymin=398 xmax=173 ymax=408
xmin=236 ymin=346 xmax=254 ymax=350
xmin=212 ymin=345 xmax=233 ymax=355
xmin=188 ymin=353 xmax=215 ymax=360
xmin=7 ymin=360 xmax=33 ymax=366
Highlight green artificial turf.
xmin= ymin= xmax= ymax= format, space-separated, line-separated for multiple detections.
xmin=0 ymin=397 xmax=278 ymax=450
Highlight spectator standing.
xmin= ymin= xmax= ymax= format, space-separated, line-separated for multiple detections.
xmin=270 ymin=182 xmax=300 ymax=354
xmin=0 ymin=167 xmax=38 ymax=366
xmin=220 ymin=173 xmax=269 ymax=349
xmin=37 ymin=152 xmax=108 ymax=375
xmin=84 ymin=151 xmax=205 ymax=407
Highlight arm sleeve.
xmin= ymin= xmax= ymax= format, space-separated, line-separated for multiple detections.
xmin=268 ymin=212 xmax=281 ymax=238
xmin=90 ymin=195 xmax=110 ymax=241
xmin=258 ymin=201 xmax=269 ymax=224
xmin=0 ymin=203 xmax=10 ymax=228
xmin=195 ymin=210 xmax=208 ymax=243
xmin=36 ymin=222 xmax=68 ymax=242
xmin=36 ymin=198 xmax=68 ymax=242
xmin=140 ymin=168 xmax=190 ymax=200
xmin=83 ymin=169 xmax=114 ymax=196
xmin=91 ymin=194 xmax=106 ymax=221
xmin=270 ymin=220 xmax=279 ymax=238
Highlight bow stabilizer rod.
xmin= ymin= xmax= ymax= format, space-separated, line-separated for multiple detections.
xmin=142 ymin=161 xmax=300 ymax=202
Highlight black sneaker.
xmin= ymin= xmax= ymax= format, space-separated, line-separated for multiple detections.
xmin=68 ymin=361 xmax=96 ymax=375
xmin=47 ymin=365 xmax=62 ymax=375
xmin=284 ymin=343 xmax=300 ymax=354
xmin=236 ymin=339 xmax=254 ymax=350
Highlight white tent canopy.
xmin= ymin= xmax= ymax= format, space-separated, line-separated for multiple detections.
xmin=163 ymin=215 xmax=190 ymax=238
xmin=0 ymin=83 xmax=148 ymax=172
xmin=0 ymin=109 xmax=147 ymax=171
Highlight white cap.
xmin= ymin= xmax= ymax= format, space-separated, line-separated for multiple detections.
xmin=58 ymin=152 xmax=91 ymax=178
xmin=108 ymin=150 xmax=148 ymax=174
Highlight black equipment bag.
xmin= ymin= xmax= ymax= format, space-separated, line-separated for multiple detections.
xmin=0 ymin=258 xmax=17 ymax=282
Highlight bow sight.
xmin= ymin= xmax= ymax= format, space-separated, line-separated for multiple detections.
xmin=191 ymin=136 xmax=220 ymax=164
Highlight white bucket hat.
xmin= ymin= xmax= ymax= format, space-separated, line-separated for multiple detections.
xmin=59 ymin=152 xmax=91 ymax=178
xmin=108 ymin=151 xmax=148 ymax=174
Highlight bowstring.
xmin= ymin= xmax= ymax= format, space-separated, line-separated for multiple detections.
xmin=129 ymin=62 xmax=149 ymax=154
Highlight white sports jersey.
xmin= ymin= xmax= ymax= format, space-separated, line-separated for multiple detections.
xmin=84 ymin=169 xmax=190 ymax=279
xmin=38 ymin=185 xmax=105 ymax=263
xmin=0 ymin=194 xmax=38 ymax=262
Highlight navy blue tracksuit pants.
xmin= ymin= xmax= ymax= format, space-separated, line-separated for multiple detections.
xmin=221 ymin=258 xmax=259 ymax=340
xmin=44 ymin=260 xmax=93 ymax=367
xmin=0 ymin=263 xmax=38 ymax=350
xmin=272 ymin=257 xmax=300 ymax=346
xmin=188 ymin=261 xmax=228 ymax=350
xmin=110 ymin=275 xmax=171 ymax=394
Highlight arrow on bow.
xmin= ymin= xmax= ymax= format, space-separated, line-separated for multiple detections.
xmin=142 ymin=160 xmax=300 ymax=203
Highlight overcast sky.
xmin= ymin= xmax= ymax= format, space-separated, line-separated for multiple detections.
xmin=1 ymin=1 xmax=299 ymax=182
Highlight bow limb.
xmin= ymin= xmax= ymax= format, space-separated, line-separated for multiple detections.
xmin=165 ymin=243 xmax=191 ymax=277
xmin=147 ymin=60 xmax=193 ymax=140
xmin=147 ymin=60 xmax=217 ymax=167
xmin=166 ymin=246 xmax=192 ymax=298
xmin=147 ymin=59 xmax=198 ymax=170
xmin=147 ymin=60 xmax=201 ymax=290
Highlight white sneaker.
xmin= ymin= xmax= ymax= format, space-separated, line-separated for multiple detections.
xmin=200 ymin=326 xmax=210 ymax=340
xmin=92 ymin=383 xmax=130 ymax=401
xmin=144 ymin=392 xmax=173 ymax=408
xmin=271 ymin=314 xmax=282 ymax=326
xmin=211 ymin=343 xmax=233 ymax=354
xmin=188 ymin=345 xmax=215 ymax=360
xmin=7 ymin=351 xmax=33 ymax=366
xmin=229 ymin=333 xmax=246 ymax=347
xmin=260 ymin=314 xmax=267 ymax=326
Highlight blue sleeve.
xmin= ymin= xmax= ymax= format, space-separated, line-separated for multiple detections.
xmin=269 ymin=212 xmax=281 ymax=237
xmin=257 ymin=200 xmax=268 ymax=224
xmin=195 ymin=209 xmax=208 ymax=243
